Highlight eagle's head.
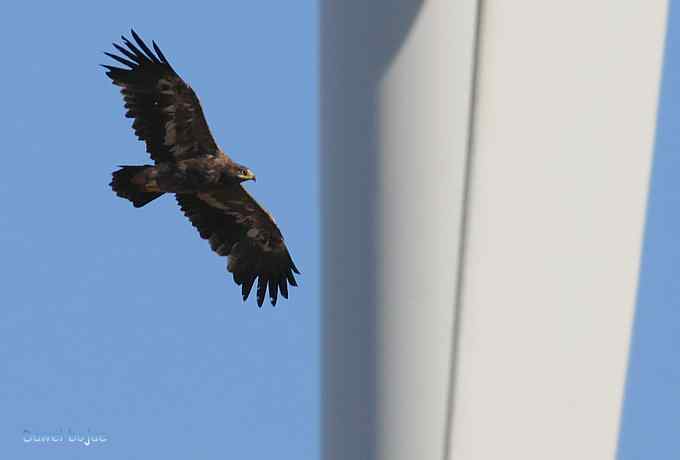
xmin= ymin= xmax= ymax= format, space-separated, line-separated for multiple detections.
xmin=230 ymin=164 xmax=257 ymax=183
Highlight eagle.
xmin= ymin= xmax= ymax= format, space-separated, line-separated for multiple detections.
xmin=102 ymin=30 xmax=299 ymax=306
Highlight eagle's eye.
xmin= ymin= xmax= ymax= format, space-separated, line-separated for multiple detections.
xmin=241 ymin=169 xmax=248 ymax=176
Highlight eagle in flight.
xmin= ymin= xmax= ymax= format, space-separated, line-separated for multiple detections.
xmin=103 ymin=30 xmax=299 ymax=306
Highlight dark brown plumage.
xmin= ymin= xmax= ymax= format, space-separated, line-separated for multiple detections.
xmin=103 ymin=30 xmax=299 ymax=306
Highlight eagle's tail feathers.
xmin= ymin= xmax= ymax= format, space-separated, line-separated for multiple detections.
xmin=110 ymin=165 xmax=163 ymax=208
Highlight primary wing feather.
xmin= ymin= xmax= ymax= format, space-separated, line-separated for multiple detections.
xmin=103 ymin=30 xmax=219 ymax=163
xmin=177 ymin=187 xmax=299 ymax=307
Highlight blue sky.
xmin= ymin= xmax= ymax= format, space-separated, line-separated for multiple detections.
xmin=0 ymin=2 xmax=318 ymax=459
xmin=0 ymin=1 xmax=677 ymax=459
xmin=618 ymin=2 xmax=680 ymax=458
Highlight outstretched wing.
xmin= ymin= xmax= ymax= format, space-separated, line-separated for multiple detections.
xmin=103 ymin=30 xmax=219 ymax=163
xmin=177 ymin=187 xmax=299 ymax=306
